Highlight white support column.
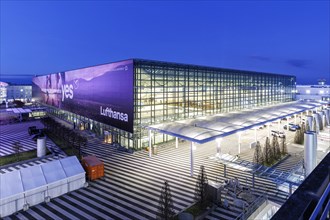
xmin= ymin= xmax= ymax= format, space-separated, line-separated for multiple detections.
xmin=304 ymin=132 xmax=317 ymax=176
xmin=286 ymin=117 xmax=289 ymax=129
xmin=254 ymin=128 xmax=257 ymax=142
xmin=190 ymin=142 xmax=194 ymax=176
xmin=294 ymin=114 xmax=297 ymax=124
xmin=278 ymin=120 xmax=281 ymax=131
xmin=216 ymin=138 xmax=222 ymax=157
xmin=238 ymin=132 xmax=242 ymax=154
xmin=176 ymin=137 xmax=178 ymax=149
xmin=267 ymin=124 xmax=270 ymax=138
xmin=148 ymin=130 xmax=152 ymax=158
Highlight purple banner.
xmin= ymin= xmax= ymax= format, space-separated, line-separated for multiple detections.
xmin=32 ymin=60 xmax=134 ymax=133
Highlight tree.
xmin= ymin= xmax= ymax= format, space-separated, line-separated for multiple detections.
xmin=274 ymin=137 xmax=281 ymax=160
xmin=301 ymin=122 xmax=306 ymax=134
xmin=294 ymin=129 xmax=303 ymax=145
xmin=300 ymin=123 xmax=306 ymax=144
xmin=263 ymin=137 xmax=272 ymax=165
xmin=194 ymin=165 xmax=209 ymax=208
xmin=305 ymin=121 xmax=310 ymax=132
xmin=281 ymin=136 xmax=288 ymax=155
xmin=253 ymin=141 xmax=263 ymax=164
xmin=158 ymin=181 xmax=174 ymax=220
xmin=312 ymin=117 xmax=317 ymax=132
xmin=75 ymin=135 xmax=88 ymax=159
xmin=12 ymin=141 xmax=22 ymax=161
xmin=271 ymin=136 xmax=278 ymax=161
xmin=318 ymin=114 xmax=323 ymax=131
xmin=69 ymin=130 xmax=78 ymax=155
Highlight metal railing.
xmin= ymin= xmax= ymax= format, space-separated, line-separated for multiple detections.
xmin=234 ymin=193 xmax=268 ymax=220
xmin=309 ymin=182 xmax=330 ymax=220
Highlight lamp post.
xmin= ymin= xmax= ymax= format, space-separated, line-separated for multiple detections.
xmin=216 ymin=138 xmax=222 ymax=157
xmin=237 ymin=132 xmax=242 ymax=154
xmin=267 ymin=123 xmax=270 ymax=138
xmin=148 ymin=130 xmax=152 ymax=158
xmin=190 ymin=142 xmax=195 ymax=176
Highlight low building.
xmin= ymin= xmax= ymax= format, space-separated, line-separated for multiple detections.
xmin=0 ymin=82 xmax=32 ymax=103
xmin=296 ymin=79 xmax=330 ymax=101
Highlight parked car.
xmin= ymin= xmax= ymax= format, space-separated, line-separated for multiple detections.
xmin=271 ymin=130 xmax=286 ymax=138
xmin=28 ymin=126 xmax=37 ymax=136
xmin=283 ymin=123 xmax=300 ymax=131
xmin=32 ymin=132 xmax=45 ymax=141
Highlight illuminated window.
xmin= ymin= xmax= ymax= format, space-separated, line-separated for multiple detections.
xmin=306 ymin=90 xmax=310 ymax=94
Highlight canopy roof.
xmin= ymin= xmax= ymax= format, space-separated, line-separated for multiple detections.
xmin=6 ymin=108 xmax=32 ymax=114
xmin=147 ymin=101 xmax=324 ymax=144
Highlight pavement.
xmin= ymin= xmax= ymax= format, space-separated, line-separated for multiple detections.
xmin=1 ymin=116 xmax=329 ymax=220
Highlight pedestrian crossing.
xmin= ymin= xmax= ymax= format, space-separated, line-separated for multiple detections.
xmin=3 ymin=133 xmax=291 ymax=220
xmin=0 ymin=121 xmax=46 ymax=157
xmin=272 ymin=153 xmax=303 ymax=173
xmin=0 ymin=121 xmax=66 ymax=173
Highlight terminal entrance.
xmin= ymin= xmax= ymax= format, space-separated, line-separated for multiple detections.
xmin=104 ymin=131 xmax=118 ymax=144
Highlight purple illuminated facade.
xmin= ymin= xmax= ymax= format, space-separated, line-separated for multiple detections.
xmin=33 ymin=60 xmax=134 ymax=133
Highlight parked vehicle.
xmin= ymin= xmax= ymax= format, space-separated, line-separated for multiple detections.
xmin=32 ymin=132 xmax=45 ymax=141
xmin=28 ymin=126 xmax=37 ymax=136
xmin=271 ymin=130 xmax=286 ymax=138
xmin=283 ymin=123 xmax=300 ymax=131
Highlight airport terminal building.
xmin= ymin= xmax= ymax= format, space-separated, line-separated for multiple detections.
xmin=32 ymin=59 xmax=296 ymax=149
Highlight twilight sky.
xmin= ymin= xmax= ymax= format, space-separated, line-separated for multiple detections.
xmin=1 ymin=1 xmax=329 ymax=84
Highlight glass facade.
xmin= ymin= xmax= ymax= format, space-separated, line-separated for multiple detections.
xmin=133 ymin=60 xmax=296 ymax=149
xmin=41 ymin=59 xmax=296 ymax=150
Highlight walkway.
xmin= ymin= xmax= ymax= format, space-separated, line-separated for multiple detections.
xmin=0 ymin=121 xmax=46 ymax=157
xmin=4 ymin=135 xmax=289 ymax=220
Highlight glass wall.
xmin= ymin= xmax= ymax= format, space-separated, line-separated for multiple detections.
xmin=47 ymin=107 xmax=134 ymax=148
xmin=41 ymin=59 xmax=296 ymax=150
xmin=133 ymin=60 xmax=296 ymax=149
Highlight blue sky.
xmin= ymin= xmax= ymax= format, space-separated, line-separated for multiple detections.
xmin=1 ymin=0 xmax=329 ymax=84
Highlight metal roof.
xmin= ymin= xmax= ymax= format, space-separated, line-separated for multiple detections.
xmin=6 ymin=108 xmax=32 ymax=114
xmin=147 ymin=101 xmax=325 ymax=144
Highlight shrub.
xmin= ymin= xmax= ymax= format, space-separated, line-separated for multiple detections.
xmin=281 ymin=136 xmax=288 ymax=155
xmin=263 ymin=137 xmax=272 ymax=164
xmin=253 ymin=141 xmax=263 ymax=164
xmin=194 ymin=165 xmax=209 ymax=209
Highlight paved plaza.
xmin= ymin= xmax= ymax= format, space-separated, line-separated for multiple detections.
xmin=0 ymin=121 xmax=46 ymax=157
xmin=1 ymin=118 xmax=329 ymax=220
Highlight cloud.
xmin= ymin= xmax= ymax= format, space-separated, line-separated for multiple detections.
xmin=249 ymin=55 xmax=271 ymax=62
xmin=286 ymin=59 xmax=310 ymax=68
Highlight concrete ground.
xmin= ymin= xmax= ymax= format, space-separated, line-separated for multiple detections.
xmin=0 ymin=121 xmax=48 ymax=157
xmin=1 ymin=116 xmax=329 ymax=220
